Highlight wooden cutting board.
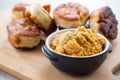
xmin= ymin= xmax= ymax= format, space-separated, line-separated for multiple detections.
xmin=0 ymin=6 xmax=120 ymax=80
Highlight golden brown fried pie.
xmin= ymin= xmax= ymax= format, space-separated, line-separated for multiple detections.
xmin=89 ymin=6 xmax=118 ymax=40
xmin=12 ymin=3 xmax=28 ymax=19
xmin=7 ymin=18 xmax=41 ymax=48
xmin=12 ymin=2 xmax=50 ymax=19
xmin=53 ymin=2 xmax=89 ymax=28
xmin=25 ymin=4 xmax=53 ymax=33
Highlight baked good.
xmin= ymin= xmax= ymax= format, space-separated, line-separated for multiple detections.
xmin=12 ymin=2 xmax=50 ymax=19
xmin=12 ymin=3 xmax=28 ymax=19
xmin=53 ymin=2 xmax=89 ymax=28
xmin=89 ymin=6 xmax=118 ymax=40
xmin=7 ymin=18 xmax=41 ymax=48
xmin=25 ymin=4 xmax=53 ymax=33
xmin=45 ymin=19 xmax=57 ymax=36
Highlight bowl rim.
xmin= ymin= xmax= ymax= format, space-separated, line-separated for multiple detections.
xmin=45 ymin=28 xmax=109 ymax=58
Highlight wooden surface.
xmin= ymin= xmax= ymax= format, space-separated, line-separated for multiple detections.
xmin=0 ymin=9 xmax=120 ymax=80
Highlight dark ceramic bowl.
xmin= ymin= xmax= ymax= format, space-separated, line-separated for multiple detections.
xmin=42 ymin=28 xmax=112 ymax=75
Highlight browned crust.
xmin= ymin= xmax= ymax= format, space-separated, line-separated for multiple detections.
xmin=7 ymin=18 xmax=41 ymax=47
xmin=7 ymin=18 xmax=41 ymax=37
xmin=25 ymin=4 xmax=53 ymax=32
xmin=53 ymin=2 xmax=89 ymax=21
xmin=12 ymin=2 xmax=50 ymax=13
xmin=45 ymin=19 xmax=57 ymax=36
xmin=90 ymin=6 xmax=118 ymax=40
xmin=12 ymin=2 xmax=28 ymax=11
xmin=42 ymin=3 xmax=50 ymax=13
xmin=25 ymin=7 xmax=44 ymax=30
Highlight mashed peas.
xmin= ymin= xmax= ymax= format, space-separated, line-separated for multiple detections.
xmin=51 ymin=26 xmax=105 ymax=56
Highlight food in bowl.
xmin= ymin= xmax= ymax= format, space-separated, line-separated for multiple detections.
xmin=42 ymin=26 xmax=112 ymax=75
xmin=51 ymin=26 xmax=105 ymax=56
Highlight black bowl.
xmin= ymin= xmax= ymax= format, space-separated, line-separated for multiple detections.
xmin=42 ymin=28 xmax=112 ymax=75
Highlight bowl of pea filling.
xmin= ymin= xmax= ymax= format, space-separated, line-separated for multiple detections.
xmin=42 ymin=26 xmax=112 ymax=75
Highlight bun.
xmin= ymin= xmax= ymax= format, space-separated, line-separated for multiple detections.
xmin=89 ymin=6 xmax=118 ymax=40
xmin=12 ymin=2 xmax=50 ymax=19
xmin=25 ymin=4 xmax=53 ymax=32
xmin=7 ymin=18 xmax=41 ymax=48
xmin=53 ymin=2 xmax=89 ymax=28
xmin=12 ymin=3 xmax=28 ymax=19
